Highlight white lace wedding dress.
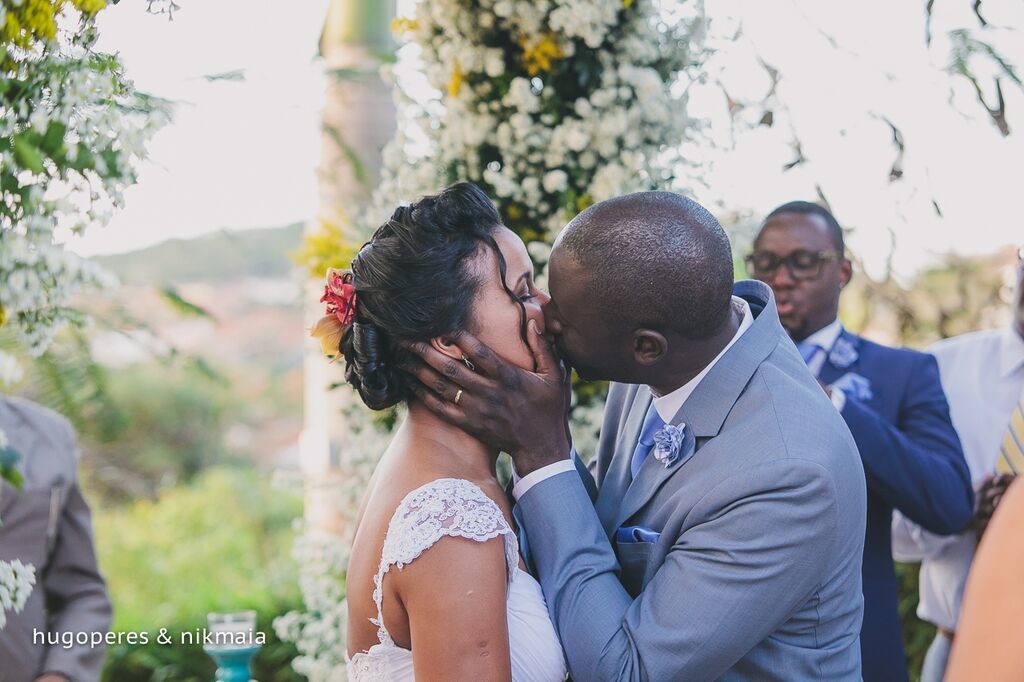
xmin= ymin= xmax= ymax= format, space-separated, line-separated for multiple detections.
xmin=346 ymin=478 xmax=567 ymax=681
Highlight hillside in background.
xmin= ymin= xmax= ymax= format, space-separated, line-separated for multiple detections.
xmin=63 ymin=224 xmax=311 ymax=493
xmin=96 ymin=223 xmax=304 ymax=285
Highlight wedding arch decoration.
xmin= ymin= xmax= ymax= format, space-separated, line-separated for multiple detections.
xmin=373 ymin=0 xmax=703 ymax=245
xmin=0 ymin=0 xmax=169 ymax=628
xmin=281 ymin=0 xmax=705 ymax=676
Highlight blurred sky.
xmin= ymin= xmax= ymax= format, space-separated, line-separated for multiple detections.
xmin=68 ymin=0 xmax=1024 ymax=279
xmin=68 ymin=0 xmax=330 ymax=257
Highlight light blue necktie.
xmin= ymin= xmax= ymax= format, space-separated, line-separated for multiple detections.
xmin=797 ymin=341 xmax=824 ymax=375
xmin=630 ymin=403 xmax=666 ymax=479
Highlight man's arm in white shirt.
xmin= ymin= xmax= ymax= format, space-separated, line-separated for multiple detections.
xmin=892 ymin=509 xmax=959 ymax=562
xmin=513 ymin=449 xmax=596 ymax=501
xmin=513 ymin=459 xmax=577 ymax=500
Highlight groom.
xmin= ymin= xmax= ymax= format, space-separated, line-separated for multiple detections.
xmin=405 ymin=192 xmax=867 ymax=680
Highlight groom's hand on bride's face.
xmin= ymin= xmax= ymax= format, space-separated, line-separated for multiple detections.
xmin=401 ymin=319 xmax=572 ymax=474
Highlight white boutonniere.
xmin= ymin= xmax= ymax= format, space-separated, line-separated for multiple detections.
xmin=653 ymin=423 xmax=687 ymax=468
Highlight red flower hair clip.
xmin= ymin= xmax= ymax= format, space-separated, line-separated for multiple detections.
xmin=310 ymin=268 xmax=357 ymax=359
xmin=321 ymin=268 xmax=357 ymax=325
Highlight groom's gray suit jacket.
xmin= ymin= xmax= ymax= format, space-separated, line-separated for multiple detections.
xmin=517 ymin=280 xmax=867 ymax=681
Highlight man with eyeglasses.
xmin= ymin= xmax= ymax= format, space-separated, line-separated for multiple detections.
xmin=749 ymin=201 xmax=974 ymax=682
xmin=891 ymin=245 xmax=1024 ymax=682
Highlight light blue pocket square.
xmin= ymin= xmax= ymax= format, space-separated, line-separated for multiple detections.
xmin=616 ymin=526 xmax=661 ymax=544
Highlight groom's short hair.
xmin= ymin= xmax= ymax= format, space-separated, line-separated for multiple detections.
xmin=558 ymin=191 xmax=734 ymax=339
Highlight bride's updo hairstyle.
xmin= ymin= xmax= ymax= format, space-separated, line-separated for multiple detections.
xmin=340 ymin=182 xmax=524 ymax=410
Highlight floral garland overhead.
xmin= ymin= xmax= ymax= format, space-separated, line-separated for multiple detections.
xmin=0 ymin=0 xmax=169 ymax=628
xmin=371 ymin=0 xmax=704 ymax=246
xmin=0 ymin=0 xmax=168 ymax=361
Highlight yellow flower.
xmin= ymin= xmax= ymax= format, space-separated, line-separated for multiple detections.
xmin=506 ymin=205 xmax=522 ymax=221
xmin=71 ymin=0 xmax=108 ymax=16
xmin=0 ymin=0 xmax=107 ymax=61
xmin=20 ymin=0 xmax=58 ymax=42
xmin=0 ymin=305 xmax=6 ymax=328
xmin=448 ymin=64 xmax=464 ymax=98
xmin=576 ymin=193 xmax=594 ymax=212
xmin=390 ymin=17 xmax=419 ymax=37
xmin=290 ymin=214 xmax=356 ymax=280
xmin=519 ymin=34 xmax=564 ymax=76
xmin=623 ymin=0 xmax=636 ymax=7
xmin=310 ymin=314 xmax=346 ymax=359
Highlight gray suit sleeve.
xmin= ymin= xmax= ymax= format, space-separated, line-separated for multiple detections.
xmin=40 ymin=457 xmax=113 ymax=681
xmin=518 ymin=459 xmax=840 ymax=681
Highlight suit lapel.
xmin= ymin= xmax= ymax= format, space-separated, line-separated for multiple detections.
xmin=596 ymin=386 xmax=650 ymax=538
xmin=612 ymin=412 xmax=697 ymax=532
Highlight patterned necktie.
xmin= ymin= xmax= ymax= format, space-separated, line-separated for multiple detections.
xmin=797 ymin=341 xmax=823 ymax=364
xmin=630 ymin=403 xmax=666 ymax=479
xmin=997 ymin=390 xmax=1024 ymax=474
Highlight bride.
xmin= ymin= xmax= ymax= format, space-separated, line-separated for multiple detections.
xmin=311 ymin=182 xmax=568 ymax=681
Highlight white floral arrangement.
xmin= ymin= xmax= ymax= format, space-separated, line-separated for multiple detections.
xmin=1 ymin=2 xmax=169 ymax=361
xmin=0 ymin=558 xmax=34 ymax=630
xmin=0 ymin=0 xmax=168 ymax=629
xmin=371 ymin=0 xmax=704 ymax=243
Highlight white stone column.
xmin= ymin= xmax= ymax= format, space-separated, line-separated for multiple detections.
xmin=301 ymin=0 xmax=396 ymax=538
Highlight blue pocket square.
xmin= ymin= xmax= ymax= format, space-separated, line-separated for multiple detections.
xmin=616 ymin=526 xmax=661 ymax=544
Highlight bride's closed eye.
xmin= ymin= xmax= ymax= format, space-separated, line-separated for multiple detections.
xmin=516 ymin=276 xmax=537 ymax=303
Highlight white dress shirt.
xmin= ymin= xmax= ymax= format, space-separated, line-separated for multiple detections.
xmin=891 ymin=326 xmax=1024 ymax=631
xmin=797 ymin=319 xmax=850 ymax=412
xmin=513 ymin=297 xmax=753 ymax=500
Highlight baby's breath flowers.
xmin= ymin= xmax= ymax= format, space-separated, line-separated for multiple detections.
xmin=0 ymin=559 xmax=35 ymax=630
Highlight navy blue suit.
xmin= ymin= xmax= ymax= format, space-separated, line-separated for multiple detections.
xmin=818 ymin=329 xmax=973 ymax=681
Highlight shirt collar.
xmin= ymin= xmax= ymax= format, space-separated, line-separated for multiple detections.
xmin=802 ymin=318 xmax=844 ymax=352
xmin=1000 ymin=325 xmax=1024 ymax=378
xmin=651 ymin=296 xmax=754 ymax=423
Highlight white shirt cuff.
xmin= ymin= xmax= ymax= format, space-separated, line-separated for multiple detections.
xmin=830 ymin=387 xmax=847 ymax=412
xmin=512 ymin=459 xmax=576 ymax=500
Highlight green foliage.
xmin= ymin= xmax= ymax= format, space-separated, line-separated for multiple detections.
xmin=947 ymin=28 xmax=1022 ymax=87
xmin=0 ymin=445 xmax=23 ymax=489
xmin=4 ymin=325 xmax=111 ymax=434
xmin=93 ymin=467 xmax=302 ymax=630
xmin=94 ymin=467 xmax=304 ymax=681
xmin=898 ymin=562 xmax=935 ymax=679
xmin=159 ymin=287 xmax=215 ymax=320
xmin=841 ymin=249 xmax=1011 ymax=347
xmin=77 ymin=362 xmax=240 ymax=500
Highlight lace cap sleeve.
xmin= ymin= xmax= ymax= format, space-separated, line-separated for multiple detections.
xmin=368 ymin=478 xmax=520 ymax=647
xmin=380 ymin=478 xmax=518 ymax=577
